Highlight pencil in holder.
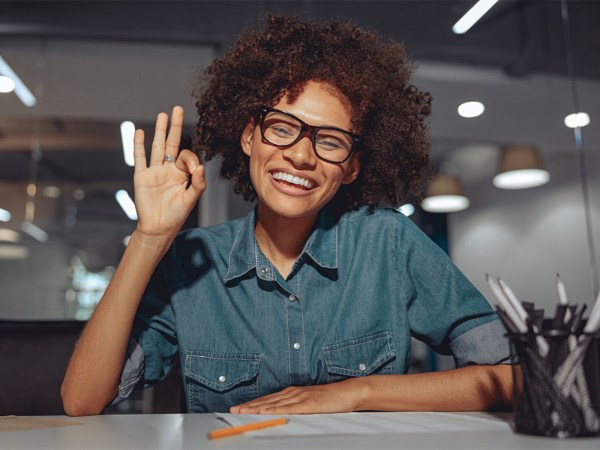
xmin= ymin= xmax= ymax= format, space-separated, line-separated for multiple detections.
xmin=508 ymin=327 xmax=600 ymax=437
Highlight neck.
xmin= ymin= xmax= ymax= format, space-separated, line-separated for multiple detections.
xmin=254 ymin=204 xmax=318 ymax=278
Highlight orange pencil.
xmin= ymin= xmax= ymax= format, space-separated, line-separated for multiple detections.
xmin=208 ymin=417 xmax=289 ymax=439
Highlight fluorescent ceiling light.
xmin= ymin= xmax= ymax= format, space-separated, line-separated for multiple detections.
xmin=0 ymin=228 xmax=20 ymax=243
xmin=121 ymin=121 xmax=136 ymax=166
xmin=457 ymin=101 xmax=485 ymax=118
xmin=422 ymin=195 xmax=470 ymax=213
xmin=115 ymin=190 xmax=138 ymax=220
xmin=0 ymin=208 xmax=11 ymax=222
xmin=564 ymin=112 xmax=590 ymax=128
xmin=452 ymin=0 xmax=499 ymax=34
xmin=0 ymin=244 xmax=29 ymax=260
xmin=398 ymin=204 xmax=415 ymax=217
xmin=0 ymin=75 xmax=16 ymax=93
xmin=21 ymin=220 xmax=49 ymax=242
xmin=0 ymin=55 xmax=37 ymax=107
xmin=493 ymin=169 xmax=550 ymax=189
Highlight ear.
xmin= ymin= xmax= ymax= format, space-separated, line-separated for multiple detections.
xmin=240 ymin=120 xmax=255 ymax=157
xmin=341 ymin=155 xmax=361 ymax=185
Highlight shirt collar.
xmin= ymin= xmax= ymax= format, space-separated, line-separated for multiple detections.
xmin=224 ymin=206 xmax=339 ymax=283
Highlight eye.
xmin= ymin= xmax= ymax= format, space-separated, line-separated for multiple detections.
xmin=316 ymin=131 xmax=352 ymax=152
xmin=269 ymin=123 xmax=296 ymax=138
xmin=317 ymin=137 xmax=345 ymax=150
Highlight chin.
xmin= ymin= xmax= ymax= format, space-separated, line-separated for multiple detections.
xmin=261 ymin=200 xmax=322 ymax=221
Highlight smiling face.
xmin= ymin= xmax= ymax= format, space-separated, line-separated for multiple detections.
xmin=240 ymin=81 xmax=361 ymax=224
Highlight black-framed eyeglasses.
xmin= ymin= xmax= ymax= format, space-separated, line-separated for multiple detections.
xmin=256 ymin=107 xmax=360 ymax=164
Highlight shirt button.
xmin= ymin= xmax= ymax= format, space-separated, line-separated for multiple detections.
xmin=293 ymin=342 xmax=301 ymax=350
xmin=261 ymin=267 xmax=268 ymax=274
xmin=358 ymin=363 xmax=367 ymax=371
xmin=288 ymin=294 xmax=296 ymax=302
xmin=218 ymin=375 xmax=226 ymax=383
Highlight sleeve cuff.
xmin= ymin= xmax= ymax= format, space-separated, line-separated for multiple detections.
xmin=109 ymin=336 xmax=145 ymax=405
xmin=450 ymin=319 xmax=515 ymax=368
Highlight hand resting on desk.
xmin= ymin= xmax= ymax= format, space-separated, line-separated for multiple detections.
xmin=230 ymin=364 xmax=513 ymax=415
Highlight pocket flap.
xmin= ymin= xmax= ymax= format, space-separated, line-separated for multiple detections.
xmin=323 ymin=331 xmax=395 ymax=377
xmin=184 ymin=351 xmax=261 ymax=392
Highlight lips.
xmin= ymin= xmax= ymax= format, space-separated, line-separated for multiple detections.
xmin=270 ymin=171 xmax=315 ymax=190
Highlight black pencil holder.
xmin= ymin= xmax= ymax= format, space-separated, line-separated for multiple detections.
xmin=508 ymin=327 xmax=600 ymax=437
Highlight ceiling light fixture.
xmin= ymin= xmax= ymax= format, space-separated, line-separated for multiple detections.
xmin=0 ymin=55 xmax=37 ymax=107
xmin=0 ymin=228 xmax=20 ymax=243
xmin=458 ymin=101 xmax=485 ymax=118
xmin=493 ymin=145 xmax=550 ymax=189
xmin=0 ymin=244 xmax=29 ymax=260
xmin=564 ymin=112 xmax=590 ymax=128
xmin=0 ymin=207 xmax=11 ymax=222
xmin=452 ymin=0 xmax=499 ymax=34
xmin=421 ymin=174 xmax=470 ymax=213
xmin=42 ymin=185 xmax=62 ymax=198
xmin=21 ymin=220 xmax=49 ymax=242
xmin=398 ymin=204 xmax=415 ymax=217
xmin=120 ymin=121 xmax=136 ymax=166
xmin=116 ymin=190 xmax=138 ymax=220
xmin=0 ymin=75 xmax=16 ymax=93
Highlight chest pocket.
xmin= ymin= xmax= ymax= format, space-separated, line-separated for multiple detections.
xmin=184 ymin=351 xmax=261 ymax=413
xmin=322 ymin=331 xmax=396 ymax=383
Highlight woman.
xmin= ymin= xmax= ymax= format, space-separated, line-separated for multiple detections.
xmin=61 ymin=14 xmax=512 ymax=416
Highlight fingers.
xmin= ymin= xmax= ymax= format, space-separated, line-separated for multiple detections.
xmin=234 ymin=396 xmax=307 ymax=415
xmin=150 ymin=112 xmax=169 ymax=166
xmin=175 ymin=149 xmax=206 ymax=205
xmin=133 ymin=129 xmax=147 ymax=173
xmin=231 ymin=387 xmax=302 ymax=414
xmin=165 ymin=106 xmax=184 ymax=160
xmin=149 ymin=106 xmax=185 ymax=166
xmin=175 ymin=149 xmax=199 ymax=174
xmin=183 ymin=164 xmax=206 ymax=206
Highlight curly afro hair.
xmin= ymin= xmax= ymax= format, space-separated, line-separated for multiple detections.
xmin=194 ymin=13 xmax=432 ymax=212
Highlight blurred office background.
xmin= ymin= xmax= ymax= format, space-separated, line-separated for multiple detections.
xmin=0 ymin=0 xmax=599 ymax=413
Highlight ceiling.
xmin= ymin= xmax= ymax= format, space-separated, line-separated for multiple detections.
xmin=0 ymin=0 xmax=599 ymax=269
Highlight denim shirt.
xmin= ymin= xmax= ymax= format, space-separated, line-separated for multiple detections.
xmin=115 ymin=206 xmax=510 ymax=413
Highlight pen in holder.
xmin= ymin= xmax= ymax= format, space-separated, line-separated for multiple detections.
xmin=508 ymin=322 xmax=600 ymax=438
xmin=486 ymin=274 xmax=600 ymax=437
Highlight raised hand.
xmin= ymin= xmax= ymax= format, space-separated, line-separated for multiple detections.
xmin=133 ymin=106 xmax=206 ymax=240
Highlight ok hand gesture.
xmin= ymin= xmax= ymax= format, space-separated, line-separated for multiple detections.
xmin=133 ymin=106 xmax=206 ymax=241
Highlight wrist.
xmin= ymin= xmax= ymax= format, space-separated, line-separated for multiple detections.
xmin=128 ymin=229 xmax=175 ymax=256
xmin=343 ymin=376 xmax=373 ymax=412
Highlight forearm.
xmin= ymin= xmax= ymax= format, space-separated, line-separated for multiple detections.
xmin=61 ymin=231 xmax=172 ymax=416
xmin=352 ymin=365 xmax=513 ymax=412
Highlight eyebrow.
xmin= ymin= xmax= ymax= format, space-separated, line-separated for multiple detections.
xmin=271 ymin=108 xmax=353 ymax=133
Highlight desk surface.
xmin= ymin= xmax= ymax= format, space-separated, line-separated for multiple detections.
xmin=1 ymin=412 xmax=599 ymax=450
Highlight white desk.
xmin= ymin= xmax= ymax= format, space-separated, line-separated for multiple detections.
xmin=1 ymin=412 xmax=599 ymax=450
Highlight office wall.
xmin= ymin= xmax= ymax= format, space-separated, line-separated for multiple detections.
xmin=450 ymin=151 xmax=600 ymax=312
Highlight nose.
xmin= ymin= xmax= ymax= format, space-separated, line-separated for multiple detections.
xmin=281 ymin=132 xmax=317 ymax=168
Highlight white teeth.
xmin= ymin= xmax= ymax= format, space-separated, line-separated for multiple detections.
xmin=271 ymin=172 xmax=313 ymax=189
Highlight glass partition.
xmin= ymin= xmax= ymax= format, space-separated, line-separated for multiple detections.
xmin=0 ymin=0 xmax=597 ymax=322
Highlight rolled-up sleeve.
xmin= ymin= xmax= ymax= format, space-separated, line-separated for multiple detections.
xmin=450 ymin=319 xmax=513 ymax=367
xmin=111 ymin=254 xmax=179 ymax=404
xmin=402 ymin=216 xmax=512 ymax=366
xmin=110 ymin=336 xmax=145 ymax=405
